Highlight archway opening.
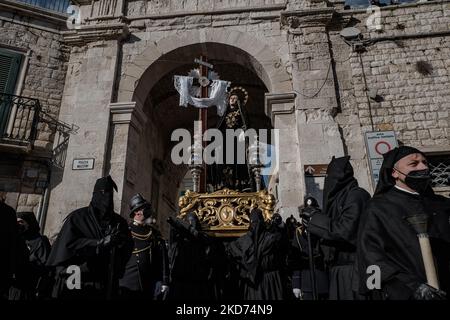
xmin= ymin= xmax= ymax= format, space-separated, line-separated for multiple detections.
xmin=130 ymin=43 xmax=273 ymax=236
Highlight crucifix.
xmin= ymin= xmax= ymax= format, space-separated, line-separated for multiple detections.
xmin=174 ymin=55 xmax=230 ymax=193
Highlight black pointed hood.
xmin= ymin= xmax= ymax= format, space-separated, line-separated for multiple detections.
xmin=322 ymin=156 xmax=357 ymax=214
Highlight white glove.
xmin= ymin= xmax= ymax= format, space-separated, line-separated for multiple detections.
xmin=161 ymin=285 xmax=169 ymax=293
xmin=293 ymin=288 xmax=302 ymax=299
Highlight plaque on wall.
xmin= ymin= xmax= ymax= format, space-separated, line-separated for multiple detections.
xmin=72 ymin=158 xmax=95 ymax=170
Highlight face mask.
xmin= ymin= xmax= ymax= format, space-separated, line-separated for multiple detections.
xmin=396 ymin=168 xmax=431 ymax=194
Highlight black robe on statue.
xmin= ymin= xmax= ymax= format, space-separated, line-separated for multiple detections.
xmin=357 ymin=147 xmax=450 ymax=300
xmin=226 ymin=209 xmax=285 ymax=300
xmin=307 ymin=156 xmax=370 ymax=300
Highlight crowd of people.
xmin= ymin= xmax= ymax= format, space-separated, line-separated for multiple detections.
xmin=1 ymin=145 xmax=449 ymax=300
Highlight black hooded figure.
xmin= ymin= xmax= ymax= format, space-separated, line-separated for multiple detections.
xmin=226 ymin=208 xmax=285 ymax=300
xmin=304 ymin=156 xmax=370 ymax=300
xmin=167 ymin=212 xmax=217 ymax=300
xmin=119 ymin=194 xmax=169 ymax=300
xmin=0 ymin=200 xmax=26 ymax=300
xmin=357 ymin=146 xmax=450 ymax=300
xmin=8 ymin=212 xmax=51 ymax=300
xmin=46 ymin=175 xmax=133 ymax=299
xmin=288 ymin=198 xmax=329 ymax=300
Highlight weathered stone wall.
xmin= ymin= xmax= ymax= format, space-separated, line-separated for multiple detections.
xmin=126 ymin=0 xmax=286 ymax=16
xmin=0 ymin=4 xmax=68 ymax=214
xmin=45 ymin=40 xmax=122 ymax=236
xmin=0 ymin=8 xmax=68 ymax=151
xmin=331 ymin=1 xmax=450 ymax=191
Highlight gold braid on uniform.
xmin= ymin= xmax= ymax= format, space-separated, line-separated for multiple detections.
xmin=132 ymin=245 xmax=152 ymax=254
xmin=131 ymin=228 xmax=153 ymax=241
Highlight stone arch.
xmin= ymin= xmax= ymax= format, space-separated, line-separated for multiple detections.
xmin=117 ymin=28 xmax=292 ymax=104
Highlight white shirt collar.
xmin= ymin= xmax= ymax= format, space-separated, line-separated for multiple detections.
xmin=394 ymin=185 xmax=419 ymax=195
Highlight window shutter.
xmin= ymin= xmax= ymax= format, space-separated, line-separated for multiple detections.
xmin=0 ymin=49 xmax=23 ymax=95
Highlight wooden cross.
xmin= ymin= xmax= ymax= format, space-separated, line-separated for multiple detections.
xmin=196 ymin=56 xmax=214 ymax=193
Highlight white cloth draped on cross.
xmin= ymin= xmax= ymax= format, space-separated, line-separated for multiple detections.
xmin=174 ymin=76 xmax=230 ymax=116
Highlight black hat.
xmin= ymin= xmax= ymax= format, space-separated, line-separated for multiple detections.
xmin=93 ymin=175 xmax=118 ymax=193
xmin=129 ymin=193 xmax=151 ymax=217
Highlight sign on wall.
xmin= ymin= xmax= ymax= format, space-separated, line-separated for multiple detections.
xmin=365 ymin=131 xmax=398 ymax=188
xmin=304 ymin=164 xmax=328 ymax=177
xmin=72 ymin=158 xmax=95 ymax=170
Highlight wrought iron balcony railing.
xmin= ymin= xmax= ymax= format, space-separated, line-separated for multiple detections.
xmin=0 ymin=93 xmax=41 ymax=147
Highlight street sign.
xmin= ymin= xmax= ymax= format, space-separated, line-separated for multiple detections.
xmin=72 ymin=158 xmax=95 ymax=170
xmin=365 ymin=131 xmax=398 ymax=188
xmin=304 ymin=164 xmax=328 ymax=177
xmin=366 ymin=131 xmax=397 ymax=159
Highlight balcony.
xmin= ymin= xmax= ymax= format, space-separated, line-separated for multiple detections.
xmin=0 ymin=93 xmax=40 ymax=148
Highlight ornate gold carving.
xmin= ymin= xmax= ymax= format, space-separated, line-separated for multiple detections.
xmin=177 ymin=188 xmax=275 ymax=237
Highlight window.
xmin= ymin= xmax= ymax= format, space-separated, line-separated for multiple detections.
xmin=14 ymin=0 xmax=70 ymax=14
xmin=344 ymin=0 xmax=418 ymax=9
xmin=0 ymin=49 xmax=23 ymax=136
xmin=0 ymin=49 xmax=22 ymax=95
xmin=428 ymin=154 xmax=450 ymax=188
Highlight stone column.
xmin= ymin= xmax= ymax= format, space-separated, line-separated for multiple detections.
xmin=45 ymin=34 xmax=126 ymax=237
xmin=265 ymin=92 xmax=303 ymax=221
xmin=108 ymin=101 xmax=147 ymax=216
xmin=281 ymin=8 xmax=346 ymax=205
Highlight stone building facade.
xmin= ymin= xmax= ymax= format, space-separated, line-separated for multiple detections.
xmin=0 ymin=0 xmax=69 ymax=230
xmin=1 ymin=0 xmax=449 ymax=239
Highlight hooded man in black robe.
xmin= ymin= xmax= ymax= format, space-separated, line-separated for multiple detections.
xmin=119 ymin=193 xmax=169 ymax=300
xmin=167 ymin=212 xmax=217 ymax=300
xmin=226 ymin=208 xmax=285 ymax=300
xmin=46 ymin=175 xmax=133 ymax=299
xmin=357 ymin=146 xmax=450 ymax=300
xmin=302 ymin=156 xmax=370 ymax=300
xmin=9 ymin=212 xmax=51 ymax=300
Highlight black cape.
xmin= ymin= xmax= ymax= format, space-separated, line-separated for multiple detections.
xmin=288 ymin=226 xmax=329 ymax=299
xmin=46 ymin=206 xmax=132 ymax=298
xmin=227 ymin=217 xmax=285 ymax=300
xmin=0 ymin=202 xmax=19 ymax=298
xmin=358 ymin=187 xmax=450 ymax=299
xmin=168 ymin=219 xmax=216 ymax=301
xmin=308 ymin=156 xmax=370 ymax=300
xmin=9 ymin=212 xmax=52 ymax=300
xmin=357 ymin=148 xmax=450 ymax=300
